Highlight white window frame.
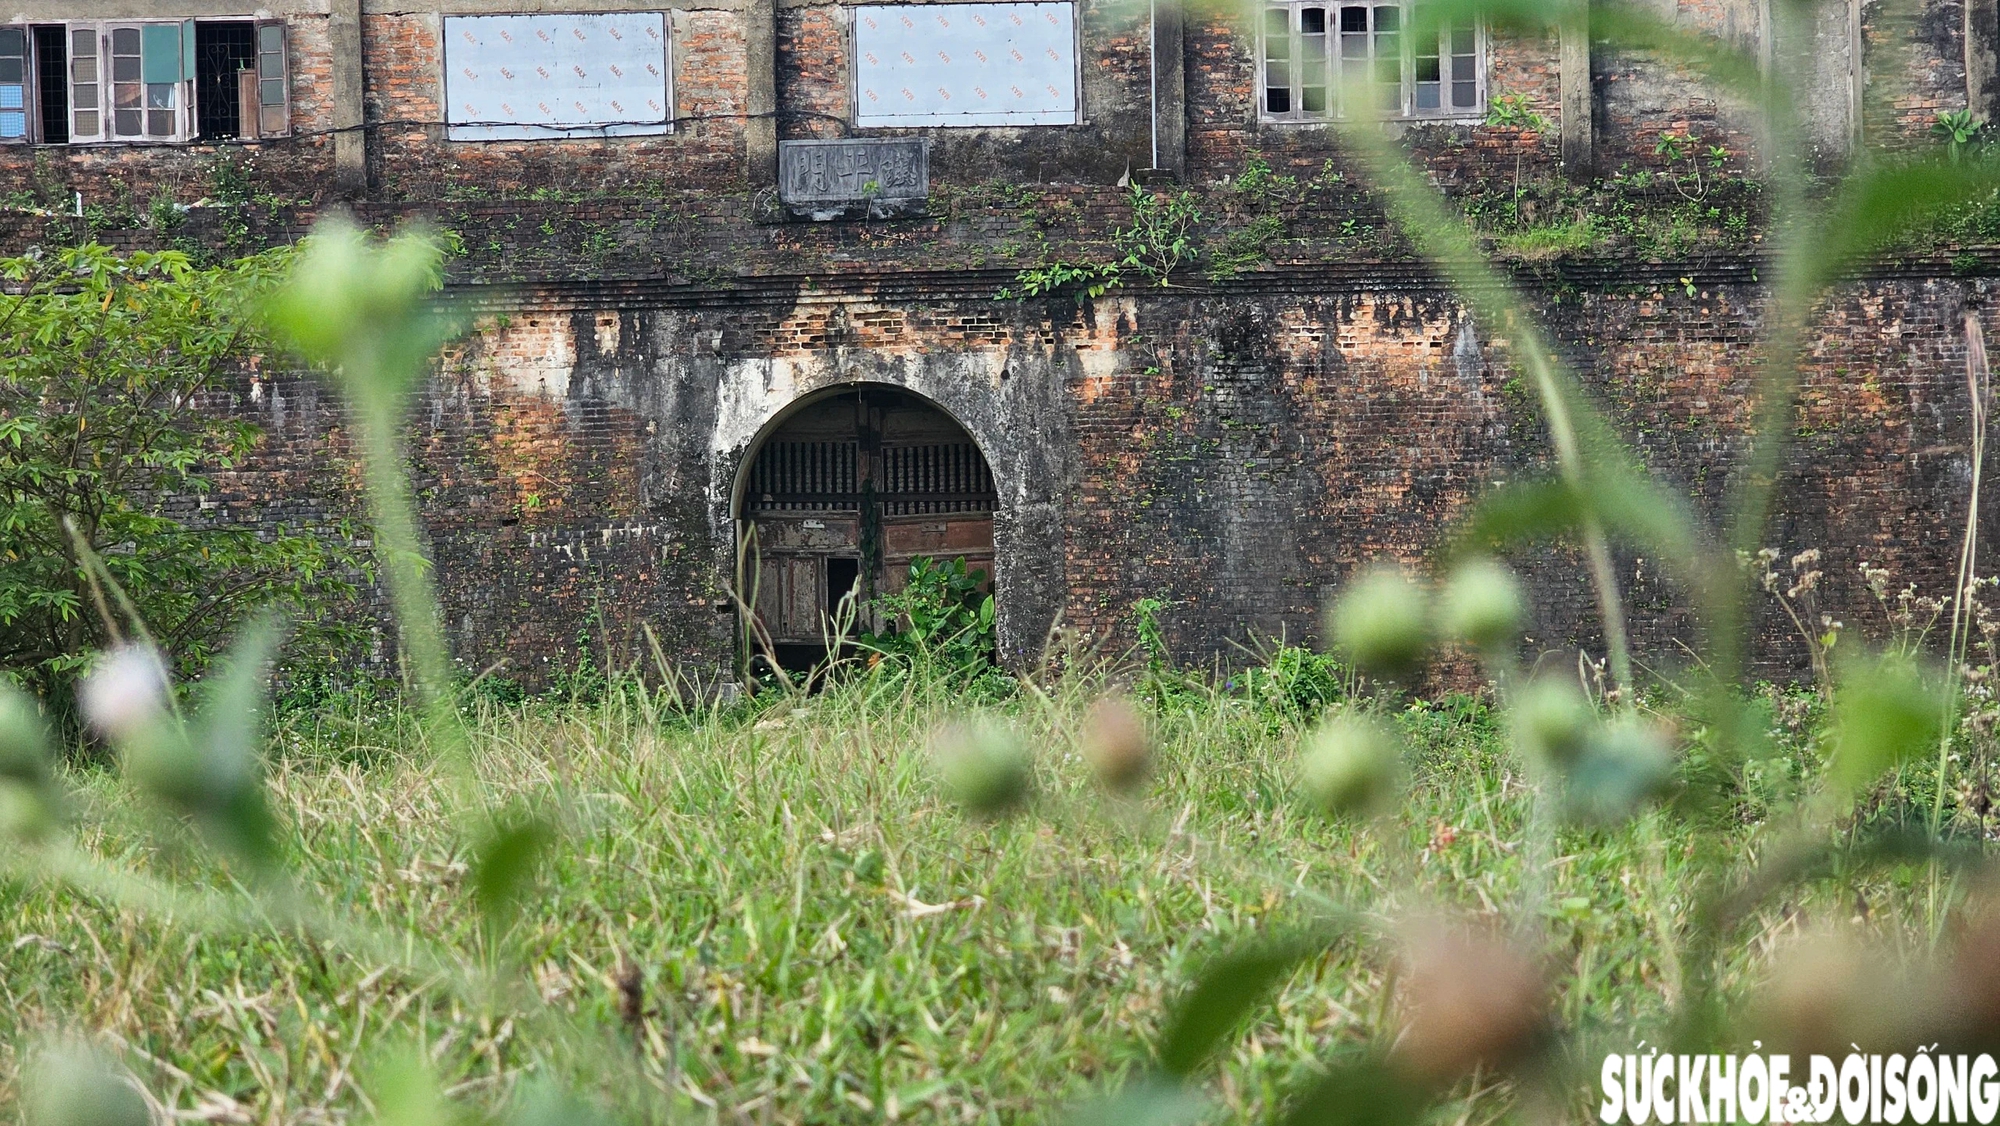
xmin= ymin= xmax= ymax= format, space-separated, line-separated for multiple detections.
xmin=66 ymin=20 xmax=194 ymax=144
xmin=1258 ymin=1 xmax=1486 ymax=124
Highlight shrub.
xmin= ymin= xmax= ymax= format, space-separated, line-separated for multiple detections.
xmin=0 ymin=244 xmax=360 ymax=705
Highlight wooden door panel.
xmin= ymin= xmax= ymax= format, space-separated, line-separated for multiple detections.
xmin=755 ymin=515 xmax=860 ymax=551
xmin=782 ymin=556 xmax=822 ymax=641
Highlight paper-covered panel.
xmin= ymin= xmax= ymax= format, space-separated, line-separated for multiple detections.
xmin=853 ymin=2 xmax=1077 ymax=127
xmin=444 ymin=12 xmax=669 ymax=140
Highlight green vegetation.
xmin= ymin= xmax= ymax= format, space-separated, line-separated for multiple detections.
xmin=0 ymin=244 xmax=358 ymax=708
xmin=0 ymin=659 xmax=1962 ymax=1124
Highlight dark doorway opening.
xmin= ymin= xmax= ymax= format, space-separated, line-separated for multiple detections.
xmin=194 ymin=21 xmax=255 ymax=140
xmin=31 ymin=26 xmax=64 ymax=144
xmin=739 ymin=386 xmax=997 ymax=675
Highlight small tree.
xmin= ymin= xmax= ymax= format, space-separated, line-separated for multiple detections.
xmin=0 ymin=243 xmax=359 ymax=704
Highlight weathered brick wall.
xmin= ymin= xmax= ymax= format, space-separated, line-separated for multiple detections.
xmin=174 ymin=267 xmax=1996 ymax=685
xmin=362 ymin=11 xmax=748 ymax=199
xmin=1 ymin=0 xmax=1989 ymax=687
xmin=7 ymin=0 xmax=1926 ymax=210
xmin=1864 ymin=0 xmax=1969 ymax=144
xmin=0 ymin=14 xmax=337 ymax=208
xmin=1182 ymin=9 xmax=1560 ymax=186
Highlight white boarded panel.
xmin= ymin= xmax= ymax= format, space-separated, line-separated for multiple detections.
xmin=853 ymin=2 xmax=1077 ymax=127
xmin=444 ymin=12 xmax=669 ymax=140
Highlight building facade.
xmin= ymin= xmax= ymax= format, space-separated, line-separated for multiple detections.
xmin=1 ymin=0 xmax=1993 ymax=682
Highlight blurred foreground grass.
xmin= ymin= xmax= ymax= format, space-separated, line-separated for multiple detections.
xmin=0 ymin=671 xmax=1910 ymax=1124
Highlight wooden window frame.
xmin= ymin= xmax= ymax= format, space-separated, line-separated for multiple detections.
xmin=0 ymin=26 xmax=29 ymax=143
xmin=1258 ymin=0 xmax=1485 ymax=124
xmin=56 ymin=18 xmax=287 ymax=145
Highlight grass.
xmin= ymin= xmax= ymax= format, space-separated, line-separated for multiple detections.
xmin=0 ymin=664 xmax=1954 ymax=1124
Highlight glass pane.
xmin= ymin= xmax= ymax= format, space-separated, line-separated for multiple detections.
xmin=1302 ymin=56 xmax=1326 ymax=83
xmin=0 ymin=111 xmax=23 ymax=137
xmin=260 ymin=79 xmax=284 ymax=106
xmin=72 ymin=58 xmax=96 ymax=82
xmin=0 ymin=28 xmax=22 ymax=54
xmin=114 ymin=84 xmax=139 ymax=109
xmin=1301 ymin=86 xmax=1326 ymax=113
xmin=1372 ymin=5 xmax=1398 ymax=31
xmin=1300 ymin=7 xmax=1325 ymax=34
xmin=1265 ymin=7 xmax=1289 ymax=35
xmin=260 ymin=24 xmax=282 ymax=52
xmin=259 ymin=52 xmax=281 ymax=78
xmin=1416 ymin=83 xmax=1440 ymax=109
xmin=1340 ymin=6 xmax=1368 ymax=32
xmin=1451 ymin=25 xmax=1474 ymax=53
xmin=1452 ymin=54 xmax=1475 ymax=80
xmin=1341 ymin=32 xmax=1367 ymax=58
xmin=1266 ymin=86 xmax=1291 ymax=113
xmin=114 ymin=107 xmax=139 ymax=134
xmin=0 ymin=85 xmax=20 ymax=109
xmin=111 ymin=27 xmax=138 ymax=54
xmin=1267 ymin=61 xmax=1290 ymax=87
xmin=73 ymin=109 xmax=97 ymax=135
xmin=147 ymin=108 xmax=172 ymax=135
xmin=146 ymin=82 xmax=172 ymax=108
xmin=112 ymin=55 xmax=139 ymax=82
xmin=1453 ymin=80 xmax=1476 ymax=106
xmin=72 ymin=29 xmax=93 ymax=56
xmin=0 ymin=59 xmax=20 ymax=84
xmin=74 ymin=83 xmax=96 ymax=111
xmin=1416 ymin=56 xmax=1439 ymax=82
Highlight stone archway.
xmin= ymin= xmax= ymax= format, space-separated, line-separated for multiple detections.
xmin=734 ymin=383 xmax=997 ymax=673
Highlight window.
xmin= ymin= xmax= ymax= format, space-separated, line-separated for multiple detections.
xmin=0 ymin=19 xmax=287 ymax=144
xmin=442 ymin=12 xmax=670 ymax=140
xmin=851 ymin=2 xmax=1079 ymax=128
xmin=34 ymin=27 xmax=66 ymax=142
xmin=0 ymin=28 xmax=28 ymax=141
xmin=1260 ymin=1 xmax=1482 ymax=122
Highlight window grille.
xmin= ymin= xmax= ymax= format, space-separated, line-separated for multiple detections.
xmin=1260 ymin=1 xmax=1482 ymax=122
xmin=879 ymin=443 xmax=996 ymax=516
xmin=0 ymin=19 xmax=285 ymax=145
xmin=746 ymin=440 xmax=996 ymax=515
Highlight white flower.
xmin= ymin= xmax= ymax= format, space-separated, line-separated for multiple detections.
xmin=77 ymin=645 xmax=170 ymax=741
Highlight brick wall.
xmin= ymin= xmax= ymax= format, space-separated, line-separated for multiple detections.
xmin=362 ymin=10 xmax=747 ymax=199
xmin=163 ymin=267 xmax=1995 ymax=686
xmin=5 ymin=0 xmax=1933 ymax=207
xmin=1 ymin=0 xmax=1991 ymax=686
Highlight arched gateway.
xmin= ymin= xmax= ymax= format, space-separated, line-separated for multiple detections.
xmin=736 ymin=385 xmax=997 ymax=672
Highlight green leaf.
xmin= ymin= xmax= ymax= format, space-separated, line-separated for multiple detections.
xmin=471 ymin=813 xmax=556 ymax=934
xmin=1068 ymin=1079 xmax=1208 ymax=1126
xmin=0 ymin=680 xmax=52 ymax=793
xmin=1829 ymin=656 xmax=1944 ymax=799
xmin=1797 ymin=160 xmax=2000 ymax=295
xmin=365 ymin=1052 xmax=451 ymax=1126
xmin=1275 ymin=1055 xmax=1430 ymax=1126
xmin=1155 ymin=933 xmax=1332 ymax=1077
xmin=119 ymin=618 xmax=285 ymax=873
xmin=21 ymin=1038 xmax=151 ymax=1126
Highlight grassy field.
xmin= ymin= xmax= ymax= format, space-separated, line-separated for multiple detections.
xmin=0 ymin=663 xmax=1949 ymax=1125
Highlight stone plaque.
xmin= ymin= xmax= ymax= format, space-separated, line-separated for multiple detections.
xmin=777 ymin=138 xmax=928 ymax=220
